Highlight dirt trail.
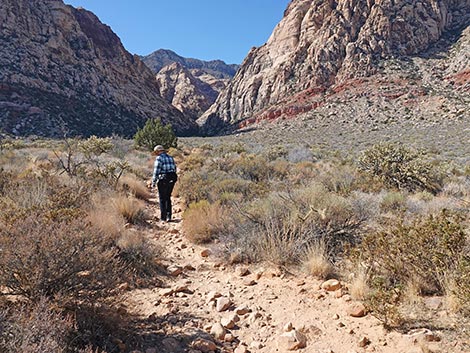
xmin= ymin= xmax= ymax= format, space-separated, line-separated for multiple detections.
xmin=121 ymin=195 xmax=467 ymax=353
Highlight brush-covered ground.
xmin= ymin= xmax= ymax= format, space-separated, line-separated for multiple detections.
xmin=0 ymin=132 xmax=469 ymax=353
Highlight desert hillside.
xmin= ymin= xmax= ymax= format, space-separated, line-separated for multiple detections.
xmin=0 ymin=0 xmax=197 ymax=137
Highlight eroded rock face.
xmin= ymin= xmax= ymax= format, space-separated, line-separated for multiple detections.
xmin=155 ymin=63 xmax=219 ymax=119
xmin=0 ymin=0 xmax=197 ymax=137
xmin=199 ymin=0 xmax=470 ymax=133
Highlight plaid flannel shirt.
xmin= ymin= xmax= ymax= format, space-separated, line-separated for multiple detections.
xmin=152 ymin=153 xmax=176 ymax=186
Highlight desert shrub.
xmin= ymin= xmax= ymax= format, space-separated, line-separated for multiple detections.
xmin=290 ymin=184 xmax=364 ymax=253
xmin=179 ymin=151 xmax=206 ymax=171
xmin=0 ymin=172 xmax=91 ymax=225
xmin=230 ymin=154 xmax=272 ymax=182
xmin=289 ymin=160 xmax=318 ymax=185
xmin=357 ymin=142 xmax=443 ymax=193
xmin=216 ymin=142 xmax=246 ymax=155
xmin=0 ymin=216 xmax=125 ymax=305
xmin=446 ymin=256 xmax=470 ymax=315
xmin=50 ymin=136 xmax=131 ymax=189
xmin=349 ymin=268 xmax=370 ymax=301
xmin=177 ymin=169 xmax=212 ymax=205
xmin=0 ymin=298 xmax=73 ymax=353
xmin=224 ymin=184 xmax=364 ymax=265
xmin=317 ymin=162 xmax=358 ymax=195
xmin=72 ymin=305 xmax=130 ymax=353
xmin=355 ymin=211 xmax=467 ymax=296
xmin=366 ymin=280 xmax=404 ymax=327
xmin=380 ymin=191 xmax=407 ymax=213
xmin=183 ymin=200 xmax=230 ymax=244
xmin=87 ymin=192 xmax=126 ymax=239
xmin=211 ymin=177 xmax=258 ymax=202
xmin=116 ymin=231 xmax=162 ymax=279
xmin=0 ymin=167 xmax=12 ymax=195
xmin=244 ymin=198 xmax=309 ymax=265
xmin=287 ymin=146 xmax=314 ymax=163
xmin=87 ymin=160 xmax=131 ymax=189
xmin=134 ymin=118 xmax=177 ymax=151
xmin=79 ymin=136 xmax=114 ymax=158
xmin=263 ymin=144 xmax=288 ymax=161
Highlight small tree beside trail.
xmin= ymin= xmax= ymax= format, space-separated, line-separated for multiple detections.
xmin=134 ymin=118 xmax=178 ymax=151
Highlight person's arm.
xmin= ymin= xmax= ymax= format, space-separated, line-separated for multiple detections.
xmin=151 ymin=157 xmax=160 ymax=187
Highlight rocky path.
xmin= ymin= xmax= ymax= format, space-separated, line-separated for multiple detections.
xmin=120 ymin=197 xmax=466 ymax=353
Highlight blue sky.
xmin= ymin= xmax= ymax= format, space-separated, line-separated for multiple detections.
xmin=64 ymin=1 xmax=290 ymax=64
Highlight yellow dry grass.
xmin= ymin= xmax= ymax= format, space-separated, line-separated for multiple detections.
xmin=120 ymin=174 xmax=151 ymax=201
xmin=349 ymin=269 xmax=370 ymax=301
xmin=302 ymin=242 xmax=334 ymax=280
xmin=112 ymin=195 xmax=146 ymax=224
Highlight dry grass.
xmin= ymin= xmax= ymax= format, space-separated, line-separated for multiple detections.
xmin=87 ymin=192 xmax=126 ymax=240
xmin=119 ymin=174 xmax=151 ymax=201
xmin=349 ymin=269 xmax=370 ymax=301
xmin=402 ymin=278 xmax=423 ymax=306
xmin=302 ymin=241 xmax=334 ymax=279
xmin=183 ymin=200 xmax=229 ymax=244
xmin=112 ymin=195 xmax=146 ymax=224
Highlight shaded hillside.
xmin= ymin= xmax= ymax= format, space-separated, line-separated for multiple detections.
xmin=199 ymin=0 xmax=470 ymax=134
xmin=0 ymin=0 xmax=197 ymax=137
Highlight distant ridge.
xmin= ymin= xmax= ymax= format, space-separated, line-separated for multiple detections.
xmin=142 ymin=49 xmax=239 ymax=79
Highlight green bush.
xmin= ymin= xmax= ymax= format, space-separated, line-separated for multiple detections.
xmin=357 ymin=142 xmax=443 ymax=193
xmin=134 ymin=118 xmax=177 ymax=151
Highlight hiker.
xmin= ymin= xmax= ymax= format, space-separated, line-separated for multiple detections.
xmin=151 ymin=145 xmax=177 ymax=222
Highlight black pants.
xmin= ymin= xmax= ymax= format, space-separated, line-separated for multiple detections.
xmin=157 ymin=179 xmax=175 ymax=221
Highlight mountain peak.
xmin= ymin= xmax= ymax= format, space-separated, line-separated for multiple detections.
xmin=199 ymin=0 xmax=470 ymax=134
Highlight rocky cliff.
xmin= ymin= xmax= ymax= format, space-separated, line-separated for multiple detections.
xmin=199 ymin=0 xmax=470 ymax=133
xmin=142 ymin=49 xmax=239 ymax=120
xmin=155 ymin=62 xmax=219 ymax=119
xmin=0 ymin=0 xmax=197 ymax=137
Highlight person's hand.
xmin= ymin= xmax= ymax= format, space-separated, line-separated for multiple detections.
xmin=146 ymin=180 xmax=152 ymax=189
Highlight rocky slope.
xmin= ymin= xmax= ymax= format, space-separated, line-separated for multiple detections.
xmin=199 ymin=0 xmax=470 ymax=134
xmin=0 ymin=0 xmax=197 ymax=137
xmin=143 ymin=49 xmax=239 ymax=120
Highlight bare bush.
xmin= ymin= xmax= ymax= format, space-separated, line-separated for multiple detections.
xmin=0 ymin=216 xmax=125 ymax=305
xmin=0 ymin=298 xmax=73 ymax=353
xmin=116 ymin=231 xmax=162 ymax=279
